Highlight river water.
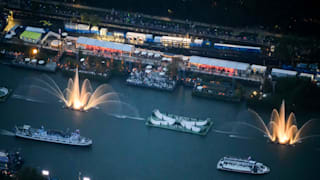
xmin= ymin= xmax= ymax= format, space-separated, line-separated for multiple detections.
xmin=0 ymin=64 xmax=319 ymax=180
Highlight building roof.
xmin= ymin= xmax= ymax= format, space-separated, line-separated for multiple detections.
xmin=214 ymin=43 xmax=261 ymax=50
xmin=271 ymin=68 xmax=297 ymax=76
xmin=161 ymin=36 xmax=191 ymax=43
xmin=251 ymin=64 xmax=267 ymax=71
xmin=299 ymin=73 xmax=314 ymax=79
xmin=20 ymin=31 xmax=42 ymax=40
xmin=189 ymin=56 xmax=250 ymax=71
xmin=77 ymin=36 xmax=133 ymax=52
xmin=25 ymin=26 xmax=46 ymax=34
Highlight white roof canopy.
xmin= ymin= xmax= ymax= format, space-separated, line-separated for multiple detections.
xmin=141 ymin=51 xmax=147 ymax=55
xmin=189 ymin=56 xmax=250 ymax=71
xmin=299 ymin=73 xmax=314 ymax=79
xmin=214 ymin=43 xmax=261 ymax=50
xmin=77 ymin=36 xmax=133 ymax=52
xmin=154 ymin=54 xmax=161 ymax=58
xmin=134 ymin=50 xmax=140 ymax=54
xmin=161 ymin=36 xmax=191 ymax=43
xmin=26 ymin=26 xmax=45 ymax=34
xmin=251 ymin=64 xmax=267 ymax=72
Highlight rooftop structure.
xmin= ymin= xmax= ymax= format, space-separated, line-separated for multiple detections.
xmin=189 ymin=56 xmax=250 ymax=72
xmin=214 ymin=43 xmax=261 ymax=53
xmin=19 ymin=31 xmax=42 ymax=43
xmin=25 ymin=26 xmax=46 ymax=34
xmin=76 ymin=36 xmax=134 ymax=53
xmin=251 ymin=64 xmax=267 ymax=74
xmin=271 ymin=68 xmax=297 ymax=77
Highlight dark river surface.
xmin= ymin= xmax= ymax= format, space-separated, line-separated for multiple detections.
xmin=0 ymin=64 xmax=319 ymax=180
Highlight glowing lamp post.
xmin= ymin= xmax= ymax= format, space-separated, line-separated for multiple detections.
xmin=83 ymin=177 xmax=91 ymax=180
xmin=32 ymin=48 xmax=38 ymax=58
xmin=42 ymin=170 xmax=50 ymax=180
xmin=32 ymin=48 xmax=38 ymax=55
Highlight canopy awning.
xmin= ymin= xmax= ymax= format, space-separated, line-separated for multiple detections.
xmin=77 ymin=36 xmax=133 ymax=52
xmin=189 ymin=56 xmax=250 ymax=71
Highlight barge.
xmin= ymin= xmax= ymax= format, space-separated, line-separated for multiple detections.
xmin=146 ymin=109 xmax=213 ymax=136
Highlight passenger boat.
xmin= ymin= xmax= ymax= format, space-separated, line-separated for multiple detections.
xmin=15 ymin=125 xmax=92 ymax=146
xmin=217 ymin=156 xmax=270 ymax=175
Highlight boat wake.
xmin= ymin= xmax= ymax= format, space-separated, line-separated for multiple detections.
xmin=228 ymin=134 xmax=252 ymax=140
xmin=212 ymin=128 xmax=239 ymax=135
xmin=109 ymin=113 xmax=145 ymax=121
xmin=12 ymin=94 xmax=46 ymax=103
xmin=0 ymin=129 xmax=15 ymax=136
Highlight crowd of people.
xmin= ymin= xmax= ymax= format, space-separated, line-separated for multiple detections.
xmin=7 ymin=0 xmax=319 ymax=67
xmin=17 ymin=0 xmax=274 ymax=46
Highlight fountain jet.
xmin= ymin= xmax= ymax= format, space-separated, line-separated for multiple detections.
xmin=249 ymin=100 xmax=317 ymax=145
xmin=24 ymin=68 xmax=118 ymax=111
xmin=61 ymin=69 xmax=119 ymax=111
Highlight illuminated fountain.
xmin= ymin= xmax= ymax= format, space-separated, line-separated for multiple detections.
xmin=248 ymin=100 xmax=318 ymax=145
xmin=23 ymin=68 xmax=119 ymax=112
xmin=62 ymin=68 xmax=115 ymax=111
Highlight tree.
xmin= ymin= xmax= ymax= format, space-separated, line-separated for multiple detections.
xmin=89 ymin=15 xmax=101 ymax=26
xmin=274 ymin=37 xmax=296 ymax=65
xmin=80 ymin=13 xmax=90 ymax=24
xmin=16 ymin=167 xmax=46 ymax=180
xmin=80 ymin=13 xmax=101 ymax=26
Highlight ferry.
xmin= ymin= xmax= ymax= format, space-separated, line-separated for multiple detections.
xmin=217 ymin=156 xmax=270 ymax=175
xmin=146 ymin=109 xmax=213 ymax=136
xmin=15 ymin=125 xmax=92 ymax=146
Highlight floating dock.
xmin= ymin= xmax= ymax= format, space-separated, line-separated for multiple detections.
xmin=146 ymin=109 xmax=213 ymax=136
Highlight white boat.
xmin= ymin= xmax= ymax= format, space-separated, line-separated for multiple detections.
xmin=217 ymin=156 xmax=270 ymax=175
xmin=15 ymin=125 xmax=92 ymax=146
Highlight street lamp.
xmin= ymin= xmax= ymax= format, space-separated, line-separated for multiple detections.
xmin=42 ymin=170 xmax=49 ymax=176
xmin=42 ymin=170 xmax=50 ymax=180
xmin=32 ymin=48 xmax=38 ymax=55
xmin=83 ymin=177 xmax=90 ymax=180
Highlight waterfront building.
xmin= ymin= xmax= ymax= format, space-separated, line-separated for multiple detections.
xmin=160 ymin=36 xmax=191 ymax=48
xmin=100 ymin=28 xmax=107 ymax=36
xmin=65 ymin=23 xmax=91 ymax=33
xmin=19 ymin=31 xmax=42 ymax=43
xmin=298 ymin=73 xmax=314 ymax=80
xmin=271 ymin=68 xmax=297 ymax=78
xmin=76 ymin=36 xmax=134 ymax=55
xmin=251 ymin=64 xmax=267 ymax=74
xmin=19 ymin=26 xmax=45 ymax=44
xmin=126 ymin=32 xmax=153 ymax=44
xmin=188 ymin=56 xmax=250 ymax=76
xmin=90 ymin=26 xmax=99 ymax=34
xmin=214 ymin=43 xmax=261 ymax=53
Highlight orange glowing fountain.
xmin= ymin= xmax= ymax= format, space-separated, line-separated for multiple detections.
xmin=15 ymin=68 xmax=140 ymax=116
xmin=249 ymin=100 xmax=316 ymax=145
xmin=267 ymin=100 xmax=300 ymax=144
xmin=61 ymin=68 xmax=116 ymax=111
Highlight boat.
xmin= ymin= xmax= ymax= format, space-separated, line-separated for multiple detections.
xmin=14 ymin=125 xmax=92 ymax=146
xmin=146 ymin=109 xmax=213 ymax=136
xmin=0 ymin=150 xmax=23 ymax=176
xmin=0 ymin=87 xmax=12 ymax=102
xmin=217 ymin=156 xmax=270 ymax=175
